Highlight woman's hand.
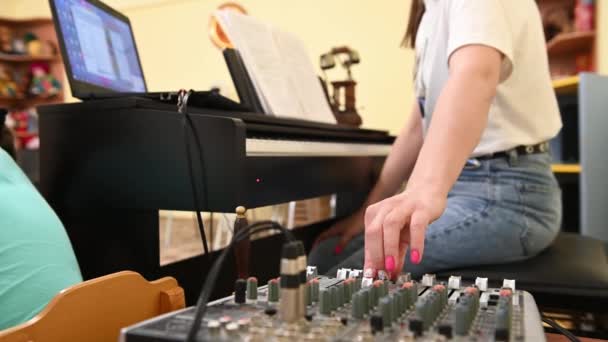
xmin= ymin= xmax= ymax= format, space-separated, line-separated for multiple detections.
xmin=363 ymin=187 xmax=446 ymax=279
xmin=313 ymin=208 xmax=365 ymax=254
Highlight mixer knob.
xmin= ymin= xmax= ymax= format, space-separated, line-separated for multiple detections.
xmin=448 ymin=275 xmax=462 ymax=290
xmin=207 ymin=320 xmax=221 ymax=337
xmin=237 ymin=318 xmax=250 ymax=332
xmin=415 ymin=298 xmax=431 ymax=330
xmin=319 ymin=288 xmax=331 ymax=315
xmin=344 ymin=279 xmax=353 ymax=303
xmin=475 ymin=277 xmax=488 ymax=291
xmin=234 ymin=279 xmax=247 ymax=304
xmin=502 ymin=279 xmax=516 ymax=291
xmin=310 ymin=278 xmax=320 ymax=302
xmin=225 ymin=322 xmax=239 ymax=337
xmin=495 ymin=305 xmax=511 ymax=341
xmin=380 ymin=297 xmax=392 ymax=329
xmin=305 ymin=281 xmax=312 ymax=306
xmin=264 ymin=307 xmax=277 ymax=316
xmin=247 ymin=277 xmax=258 ymax=301
xmin=390 ymin=294 xmax=398 ymax=324
xmin=408 ymin=317 xmax=424 ymax=336
xmin=351 ymin=292 xmax=364 ymax=319
xmin=267 ymin=278 xmax=280 ymax=303
xmin=438 ymin=324 xmax=453 ymax=339
xmin=336 ymin=283 xmax=345 ymax=307
xmin=421 ymin=274 xmax=436 ymax=287
xmin=453 ymin=304 xmax=470 ymax=336
xmin=370 ymin=314 xmax=384 ymax=334
xmin=360 ymin=288 xmax=371 ymax=314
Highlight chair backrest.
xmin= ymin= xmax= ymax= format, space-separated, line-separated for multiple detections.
xmin=0 ymin=271 xmax=185 ymax=342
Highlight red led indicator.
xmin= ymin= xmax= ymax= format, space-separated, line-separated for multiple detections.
xmin=255 ymin=178 xmax=261 ymax=183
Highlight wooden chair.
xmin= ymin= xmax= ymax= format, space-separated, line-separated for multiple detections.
xmin=0 ymin=271 xmax=185 ymax=342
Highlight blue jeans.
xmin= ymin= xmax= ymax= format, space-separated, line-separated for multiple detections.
xmin=308 ymin=152 xmax=562 ymax=277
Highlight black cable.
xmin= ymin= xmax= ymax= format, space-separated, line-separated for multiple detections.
xmin=178 ymin=89 xmax=209 ymax=255
xmin=542 ymin=316 xmax=581 ymax=342
xmin=185 ymin=221 xmax=294 ymax=341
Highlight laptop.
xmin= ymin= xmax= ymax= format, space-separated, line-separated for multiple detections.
xmin=49 ymin=0 xmax=249 ymax=112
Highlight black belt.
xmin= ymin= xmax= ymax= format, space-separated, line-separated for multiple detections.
xmin=474 ymin=141 xmax=550 ymax=161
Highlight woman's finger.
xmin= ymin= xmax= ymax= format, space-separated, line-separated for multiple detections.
xmin=382 ymin=202 xmax=412 ymax=277
xmin=363 ymin=206 xmax=390 ymax=278
xmin=408 ymin=209 xmax=430 ymax=264
xmin=393 ymin=227 xmax=410 ymax=279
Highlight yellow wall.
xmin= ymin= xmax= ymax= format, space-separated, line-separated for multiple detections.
xmin=4 ymin=0 xmax=608 ymax=132
xmin=4 ymin=0 xmax=413 ymax=134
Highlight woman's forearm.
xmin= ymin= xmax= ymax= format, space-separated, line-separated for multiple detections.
xmin=365 ymin=103 xmax=424 ymax=206
xmin=406 ymin=46 xmax=501 ymax=198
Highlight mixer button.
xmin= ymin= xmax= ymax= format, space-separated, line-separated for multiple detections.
xmin=475 ymin=277 xmax=488 ymax=292
xmin=502 ymin=279 xmax=516 ymax=291
xmin=421 ymin=274 xmax=436 ymax=287
xmin=448 ymin=275 xmax=462 ymax=290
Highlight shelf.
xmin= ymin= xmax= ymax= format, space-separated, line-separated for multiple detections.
xmin=0 ymin=17 xmax=53 ymax=26
xmin=553 ymin=76 xmax=579 ymax=95
xmin=552 ymin=164 xmax=581 ymax=174
xmin=0 ymin=54 xmax=60 ymax=63
xmin=0 ymin=95 xmax=63 ymax=108
xmin=547 ymin=31 xmax=596 ymax=57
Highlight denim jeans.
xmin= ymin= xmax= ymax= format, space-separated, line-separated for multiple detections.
xmin=308 ymin=152 xmax=562 ymax=278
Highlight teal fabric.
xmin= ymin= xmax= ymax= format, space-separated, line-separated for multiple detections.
xmin=0 ymin=148 xmax=82 ymax=330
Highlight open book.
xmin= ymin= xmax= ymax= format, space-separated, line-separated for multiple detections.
xmin=214 ymin=10 xmax=336 ymax=124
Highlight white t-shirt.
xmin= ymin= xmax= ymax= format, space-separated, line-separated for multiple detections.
xmin=414 ymin=0 xmax=562 ymax=156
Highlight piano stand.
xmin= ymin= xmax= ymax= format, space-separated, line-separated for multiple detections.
xmin=38 ymin=98 xmax=392 ymax=304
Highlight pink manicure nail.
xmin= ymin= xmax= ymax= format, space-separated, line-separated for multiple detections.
xmin=363 ymin=268 xmax=374 ymax=278
xmin=334 ymin=244 xmax=344 ymax=255
xmin=411 ymin=249 xmax=421 ymax=264
xmin=385 ymin=256 xmax=395 ymax=272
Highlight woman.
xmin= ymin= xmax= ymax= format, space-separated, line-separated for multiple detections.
xmin=309 ymin=0 xmax=562 ymax=280
xmin=0 ymin=110 xmax=82 ymax=329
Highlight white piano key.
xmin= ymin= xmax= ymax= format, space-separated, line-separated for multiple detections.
xmin=246 ymin=138 xmax=391 ymax=157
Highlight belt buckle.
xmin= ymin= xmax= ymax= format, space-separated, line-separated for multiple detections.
xmin=464 ymin=158 xmax=481 ymax=170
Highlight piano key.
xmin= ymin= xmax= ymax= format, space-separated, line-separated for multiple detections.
xmin=246 ymin=138 xmax=391 ymax=157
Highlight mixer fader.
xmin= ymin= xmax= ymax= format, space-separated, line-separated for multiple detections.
xmin=121 ymin=265 xmax=546 ymax=341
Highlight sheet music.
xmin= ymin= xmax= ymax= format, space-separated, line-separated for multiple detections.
xmin=215 ymin=11 xmax=336 ymax=124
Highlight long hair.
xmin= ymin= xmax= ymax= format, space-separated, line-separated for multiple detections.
xmin=402 ymin=0 xmax=426 ymax=48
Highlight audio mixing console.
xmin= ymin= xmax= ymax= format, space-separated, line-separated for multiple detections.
xmin=121 ymin=268 xmax=545 ymax=341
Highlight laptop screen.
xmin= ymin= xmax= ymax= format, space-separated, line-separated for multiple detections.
xmin=50 ymin=0 xmax=147 ymax=97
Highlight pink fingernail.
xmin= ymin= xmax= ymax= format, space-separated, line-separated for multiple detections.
xmin=363 ymin=268 xmax=374 ymax=278
xmin=385 ymin=256 xmax=395 ymax=272
xmin=334 ymin=244 xmax=344 ymax=255
xmin=411 ymin=249 xmax=421 ymax=264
